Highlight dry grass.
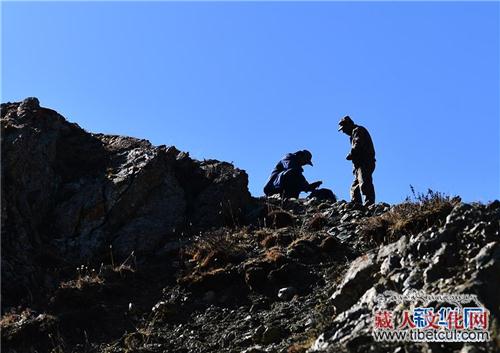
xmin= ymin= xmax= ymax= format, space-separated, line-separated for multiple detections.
xmin=287 ymin=336 xmax=317 ymax=353
xmin=264 ymin=247 xmax=286 ymax=264
xmin=362 ymin=188 xmax=460 ymax=243
xmin=183 ymin=230 xmax=248 ymax=271
xmin=59 ymin=259 xmax=136 ymax=290
xmin=0 ymin=308 xmax=33 ymax=327
xmin=60 ymin=265 xmax=104 ymax=289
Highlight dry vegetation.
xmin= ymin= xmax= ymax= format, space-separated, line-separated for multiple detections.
xmin=362 ymin=187 xmax=460 ymax=244
xmin=0 ymin=308 xmax=34 ymax=327
xmin=59 ymin=251 xmax=137 ymax=290
xmin=183 ymin=229 xmax=251 ymax=271
xmin=60 ymin=265 xmax=104 ymax=289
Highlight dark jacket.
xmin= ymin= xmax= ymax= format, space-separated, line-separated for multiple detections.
xmin=350 ymin=125 xmax=376 ymax=166
xmin=263 ymin=153 xmax=310 ymax=196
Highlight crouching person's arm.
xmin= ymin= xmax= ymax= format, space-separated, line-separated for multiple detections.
xmin=306 ymin=180 xmax=322 ymax=192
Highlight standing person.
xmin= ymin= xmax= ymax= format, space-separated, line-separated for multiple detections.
xmin=338 ymin=116 xmax=376 ymax=206
xmin=263 ymin=150 xmax=322 ymax=199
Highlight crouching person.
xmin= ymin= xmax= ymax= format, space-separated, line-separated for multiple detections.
xmin=263 ymin=150 xmax=322 ymax=199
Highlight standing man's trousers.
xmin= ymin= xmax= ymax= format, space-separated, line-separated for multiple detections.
xmin=351 ymin=161 xmax=376 ymax=206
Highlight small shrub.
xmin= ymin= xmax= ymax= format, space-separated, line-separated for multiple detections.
xmin=0 ymin=308 xmax=33 ymax=327
xmin=264 ymin=247 xmax=286 ymax=265
xmin=287 ymin=336 xmax=317 ymax=353
xmin=60 ymin=265 xmax=104 ymax=289
xmin=362 ymin=187 xmax=460 ymax=243
xmin=184 ymin=230 xmax=247 ymax=270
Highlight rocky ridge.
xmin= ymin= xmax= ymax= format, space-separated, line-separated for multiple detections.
xmin=1 ymin=98 xmax=251 ymax=309
xmin=1 ymin=99 xmax=499 ymax=353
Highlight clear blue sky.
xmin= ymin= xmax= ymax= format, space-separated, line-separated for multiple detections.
xmin=2 ymin=2 xmax=499 ymax=203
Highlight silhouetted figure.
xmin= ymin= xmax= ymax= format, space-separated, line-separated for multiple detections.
xmin=264 ymin=150 xmax=322 ymax=199
xmin=338 ymin=116 xmax=376 ymax=206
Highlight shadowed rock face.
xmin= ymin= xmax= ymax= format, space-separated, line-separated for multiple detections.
xmin=1 ymin=98 xmax=251 ymax=308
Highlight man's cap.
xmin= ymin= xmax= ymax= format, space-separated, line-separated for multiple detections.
xmin=300 ymin=149 xmax=313 ymax=166
xmin=338 ymin=115 xmax=355 ymax=131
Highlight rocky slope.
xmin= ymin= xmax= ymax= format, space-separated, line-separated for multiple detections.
xmin=1 ymin=99 xmax=499 ymax=353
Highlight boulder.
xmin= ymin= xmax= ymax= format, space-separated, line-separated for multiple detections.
xmin=330 ymin=252 xmax=379 ymax=313
xmin=277 ymin=287 xmax=296 ymax=301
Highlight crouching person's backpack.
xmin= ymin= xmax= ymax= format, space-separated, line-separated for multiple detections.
xmin=308 ymin=188 xmax=337 ymax=201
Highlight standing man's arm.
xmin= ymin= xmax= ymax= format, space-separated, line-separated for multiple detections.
xmin=348 ymin=128 xmax=364 ymax=162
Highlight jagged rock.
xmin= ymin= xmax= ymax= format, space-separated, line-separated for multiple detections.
xmin=1 ymin=99 xmax=251 ymax=308
xmin=17 ymin=97 xmax=40 ymax=115
xmin=277 ymin=287 xmax=296 ymax=301
xmin=330 ymin=252 xmax=379 ymax=313
xmin=309 ymin=305 xmax=373 ymax=352
xmin=377 ymin=235 xmax=407 ymax=261
xmin=423 ymin=243 xmax=458 ymax=283
xmin=474 ymin=241 xmax=500 ymax=268
xmin=463 ymin=241 xmax=500 ymax=318
xmin=380 ymin=254 xmax=401 ymax=275
xmin=403 ymin=269 xmax=423 ymax=290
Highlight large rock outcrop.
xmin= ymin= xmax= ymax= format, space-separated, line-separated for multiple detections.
xmin=1 ymin=98 xmax=251 ymax=308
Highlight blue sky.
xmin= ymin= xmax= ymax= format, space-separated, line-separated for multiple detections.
xmin=2 ymin=2 xmax=499 ymax=203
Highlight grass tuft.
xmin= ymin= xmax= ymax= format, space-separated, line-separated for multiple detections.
xmin=362 ymin=187 xmax=460 ymax=243
xmin=183 ymin=230 xmax=248 ymax=271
